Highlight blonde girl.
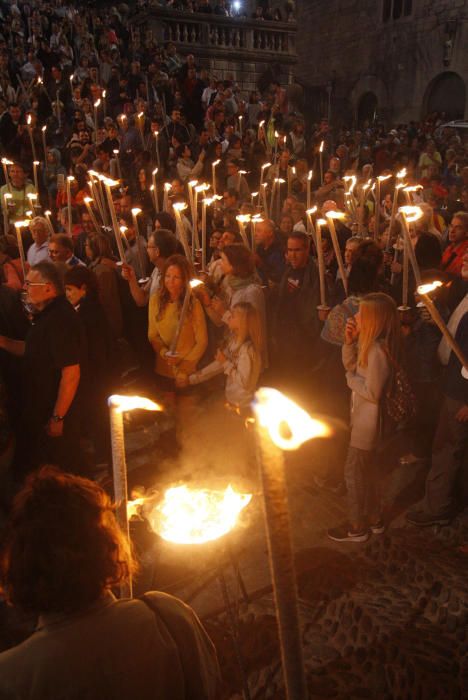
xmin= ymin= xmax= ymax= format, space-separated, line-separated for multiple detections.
xmin=179 ymin=302 xmax=263 ymax=410
xmin=328 ymin=293 xmax=402 ymax=543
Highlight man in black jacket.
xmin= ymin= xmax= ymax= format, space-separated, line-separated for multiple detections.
xmin=273 ymin=231 xmax=323 ymax=396
xmin=0 ymin=262 xmax=86 ymax=476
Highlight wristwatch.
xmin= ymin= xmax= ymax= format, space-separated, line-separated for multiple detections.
xmin=51 ymin=414 xmax=65 ymax=423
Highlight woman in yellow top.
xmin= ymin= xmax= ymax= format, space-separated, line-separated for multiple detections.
xmin=148 ymin=254 xmax=208 ymax=431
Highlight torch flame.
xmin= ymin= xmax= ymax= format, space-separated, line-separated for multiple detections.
xmin=212 ymin=159 xmax=221 ymax=167
xmin=262 ymin=162 xmax=271 ymax=171
xmin=397 ymin=168 xmax=407 ymax=179
xmin=147 ymin=484 xmax=252 ymax=544
xmin=308 ymin=170 xmax=313 ymax=181
xmin=188 ymin=180 xmax=198 ymax=188
xmin=189 ymin=279 xmax=203 ymax=290
xmin=252 ymin=387 xmax=330 ymax=451
xmin=164 ymin=183 xmax=173 ymax=192
xmin=378 ymin=174 xmax=392 ymax=182
xmin=14 ymin=220 xmax=30 ymax=229
xmin=94 ymin=99 xmax=101 ymax=108
xmin=403 ymin=185 xmax=423 ymax=193
xmin=306 ymin=206 xmax=317 ymax=215
xmin=131 ymin=207 xmax=142 ymax=216
xmin=325 ymin=210 xmax=345 ymax=220
xmin=251 ymin=192 xmax=259 ymax=198
xmin=173 ymin=202 xmax=187 ymax=212
xmin=152 ymin=167 xmax=158 ymax=175
xmin=84 ymin=197 xmax=93 ymax=204
xmin=236 ymin=214 xmax=251 ymax=223
xmin=317 ymin=218 xmax=327 ymax=226
xmin=417 ymin=280 xmax=443 ymax=296
xmin=319 ymin=141 xmax=324 ymax=153
xmin=108 ymin=394 xmax=162 ymax=413
xmin=27 ymin=114 xmax=31 ymax=125
xmin=399 ymin=205 xmax=423 ymax=223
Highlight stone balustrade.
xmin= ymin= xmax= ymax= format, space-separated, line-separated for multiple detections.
xmin=132 ymin=7 xmax=297 ymax=64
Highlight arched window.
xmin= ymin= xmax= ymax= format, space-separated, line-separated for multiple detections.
xmin=382 ymin=0 xmax=392 ymax=22
xmin=382 ymin=0 xmax=412 ymax=22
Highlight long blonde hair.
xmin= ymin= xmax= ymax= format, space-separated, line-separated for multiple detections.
xmin=358 ymin=293 xmax=401 ymax=368
xmin=232 ymin=302 xmax=264 ymax=363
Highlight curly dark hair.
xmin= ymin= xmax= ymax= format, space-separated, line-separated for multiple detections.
xmin=0 ymin=467 xmax=136 ymax=615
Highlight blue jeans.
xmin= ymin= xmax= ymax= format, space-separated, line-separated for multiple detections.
xmin=344 ymin=446 xmax=380 ymax=527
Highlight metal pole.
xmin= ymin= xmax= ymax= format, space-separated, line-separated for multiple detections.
xmin=254 ymin=423 xmax=308 ymax=700
xmin=109 ymin=402 xmax=132 ymax=599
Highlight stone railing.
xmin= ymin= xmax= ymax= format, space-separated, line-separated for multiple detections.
xmin=132 ymin=8 xmax=297 ymax=64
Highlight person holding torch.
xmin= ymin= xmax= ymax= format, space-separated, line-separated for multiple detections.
xmin=148 ymin=254 xmax=207 ymax=432
xmin=407 ymin=253 xmax=468 ymax=527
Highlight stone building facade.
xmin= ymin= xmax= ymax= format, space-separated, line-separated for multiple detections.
xmin=132 ymin=5 xmax=298 ymax=96
xmin=295 ymin=0 xmax=468 ymax=126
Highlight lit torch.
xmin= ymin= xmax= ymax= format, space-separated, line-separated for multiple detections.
xmin=108 ymin=394 xmax=162 ymax=598
xmin=236 ymin=214 xmax=251 ymax=248
xmin=417 ymin=281 xmax=468 ymax=372
xmin=374 ymin=174 xmax=391 ymax=240
xmin=398 ymin=205 xmax=422 ymax=308
xmin=252 ymin=387 xmax=330 ymax=700
xmin=325 ymin=210 xmax=348 ymax=296
xmin=167 ymin=278 xmax=203 ymax=357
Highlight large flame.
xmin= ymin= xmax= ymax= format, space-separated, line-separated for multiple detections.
xmin=146 ymin=485 xmax=252 ymax=544
xmin=417 ymin=280 xmax=443 ymax=296
xmin=252 ymin=387 xmax=330 ymax=451
xmin=326 ymin=210 xmax=345 ymax=220
xmin=399 ymin=205 xmax=423 ymax=223
xmin=108 ymin=394 xmax=162 ymax=413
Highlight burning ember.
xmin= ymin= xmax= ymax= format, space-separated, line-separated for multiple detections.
xmin=139 ymin=485 xmax=252 ymax=544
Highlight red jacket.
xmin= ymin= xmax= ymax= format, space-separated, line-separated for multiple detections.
xmin=441 ymin=239 xmax=468 ymax=277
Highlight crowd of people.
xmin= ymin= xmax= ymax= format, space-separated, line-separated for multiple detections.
xmin=0 ymin=0 xmax=467 ymax=694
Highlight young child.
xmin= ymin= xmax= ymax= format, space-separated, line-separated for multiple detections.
xmin=177 ymin=302 xmax=263 ymax=411
xmin=327 ymin=293 xmax=402 ymax=543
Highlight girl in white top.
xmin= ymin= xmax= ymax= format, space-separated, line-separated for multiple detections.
xmin=179 ymin=302 xmax=263 ymax=410
xmin=328 ymin=293 xmax=402 ymax=543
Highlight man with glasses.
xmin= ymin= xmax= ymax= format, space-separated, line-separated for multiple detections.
xmin=0 ymin=261 xmax=85 ymax=475
xmin=441 ymin=212 xmax=468 ymax=277
xmin=48 ymin=234 xmax=85 ymax=267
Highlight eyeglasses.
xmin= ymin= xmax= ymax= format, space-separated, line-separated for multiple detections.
xmin=24 ymin=281 xmax=47 ymax=287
